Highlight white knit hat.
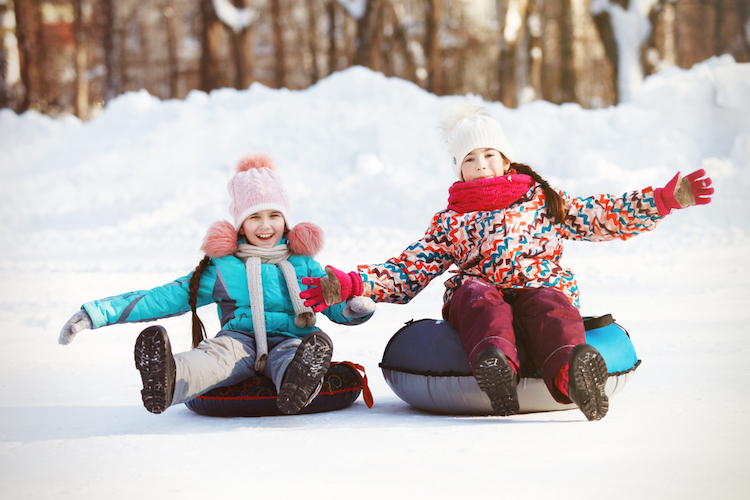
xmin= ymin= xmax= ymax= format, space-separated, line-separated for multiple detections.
xmin=442 ymin=101 xmax=516 ymax=179
xmin=228 ymin=153 xmax=290 ymax=231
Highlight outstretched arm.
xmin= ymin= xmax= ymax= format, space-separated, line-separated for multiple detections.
xmin=561 ymin=169 xmax=713 ymax=242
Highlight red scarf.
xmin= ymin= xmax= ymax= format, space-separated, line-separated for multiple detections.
xmin=447 ymin=174 xmax=534 ymax=213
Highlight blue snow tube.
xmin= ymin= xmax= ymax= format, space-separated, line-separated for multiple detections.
xmin=379 ymin=315 xmax=640 ymax=415
xmin=186 ymin=362 xmax=369 ymax=417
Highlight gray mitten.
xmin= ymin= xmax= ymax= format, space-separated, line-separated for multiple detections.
xmin=342 ymin=296 xmax=376 ymax=319
xmin=59 ymin=310 xmax=93 ymax=345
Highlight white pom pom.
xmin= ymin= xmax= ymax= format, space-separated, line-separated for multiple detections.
xmin=441 ymin=100 xmax=487 ymax=142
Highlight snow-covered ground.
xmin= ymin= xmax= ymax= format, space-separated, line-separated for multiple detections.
xmin=1 ymin=55 xmax=749 ymax=499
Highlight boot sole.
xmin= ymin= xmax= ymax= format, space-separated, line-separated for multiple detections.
xmin=569 ymin=345 xmax=609 ymax=421
xmin=475 ymin=351 xmax=520 ymax=416
xmin=277 ymin=332 xmax=333 ymax=415
xmin=134 ymin=326 xmax=174 ymax=414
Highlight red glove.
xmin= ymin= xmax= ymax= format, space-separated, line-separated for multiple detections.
xmin=301 ymin=266 xmax=364 ymax=312
xmin=654 ymin=169 xmax=713 ymax=215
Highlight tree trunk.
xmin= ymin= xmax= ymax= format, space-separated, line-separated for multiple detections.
xmin=308 ymin=0 xmax=319 ymax=84
xmin=34 ymin=0 xmax=50 ymax=106
xmin=163 ymin=0 xmax=179 ymax=98
xmin=499 ymin=0 xmax=529 ymax=108
xmin=101 ymin=0 xmax=119 ymax=102
xmin=372 ymin=0 xmax=383 ymax=72
xmin=74 ymin=0 xmax=89 ymax=119
xmin=1 ymin=1 xmax=13 ymax=110
xmin=739 ymin=0 xmax=750 ymax=60
xmin=527 ymin=1 xmax=543 ymax=101
xmin=592 ymin=9 xmax=619 ymax=102
xmin=714 ymin=0 xmax=750 ymax=62
xmin=13 ymin=0 xmax=31 ymax=111
xmin=327 ymin=0 xmax=337 ymax=74
xmin=383 ymin=0 xmax=416 ymax=83
xmin=674 ymin=0 xmax=713 ymax=69
xmin=229 ymin=0 xmax=252 ymax=89
xmin=424 ymin=0 xmax=442 ymax=92
xmin=200 ymin=0 xmax=222 ymax=92
xmin=271 ymin=0 xmax=285 ymax=88
xmin=558 ymin=0 xmax=576 ymax=103
xmin=354 ymin=0 xmax=379 ymax=68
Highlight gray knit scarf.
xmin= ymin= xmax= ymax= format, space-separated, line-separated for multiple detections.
xmin=234 ymin=243 xmax=316 ymax=374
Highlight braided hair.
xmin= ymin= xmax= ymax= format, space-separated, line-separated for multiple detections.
xmin=511 ymin=162 xmax=566 ymax=224
xmin=188 ymin=255 xmax=211 ymax=348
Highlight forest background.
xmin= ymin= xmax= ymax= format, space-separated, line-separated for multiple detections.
xmin=1 ymin=0 xmax=749 ymax=120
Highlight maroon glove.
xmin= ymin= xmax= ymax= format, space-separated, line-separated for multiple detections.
xmin=654 ymin=169 xmax=713 ymax=215
xmin=301 ymin=266 xmax=364 ymax=312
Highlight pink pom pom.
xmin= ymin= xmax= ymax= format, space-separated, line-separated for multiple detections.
xmin=236 ymin=153 xmax=276 ymax=173
xmin=287 ymin=222 xmax=324 ymax=256
xmin=201 ymin=220 xmax=237 ymax=257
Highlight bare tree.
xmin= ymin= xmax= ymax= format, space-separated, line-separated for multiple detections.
xmin=527 ymin=1 xmax=543 ymax=101
xmin=423 ymin=0 xmax=442 ymax=92
xmin=163 ymin=0 xmax=179 ymax=97
xmin=0 ymin=0 xmax=12 ymax=110
xmin=557 ymin=0 xmax=576 ymax=103
xmin=307 ymin=0 xmax=320 ymax=83
xmin=200 ymin=0 xmax=222 ymax=91
xmin=354 ymin=0 xmax=379 ymax=68
xmin=499 ymin=0 xmax=530 ymax=107
xmin=74 ymin=0 xmax=89 ymax=118
xmin=592 ymin=1 xmax=620 ymax=102
xmin=4 ymin=0 xmax=750 ymax=118
xmin=538 ymin=0 xmax=577 ymax=104
xmin=230 ymin=0 xmax=253 ymax=89
xmin=327 ymin=0 xmax=337 ymax=74
xmin=13 ymin=0 xmax=31 ymax=111
xmin=733 ymin=0 xmax=750 ymax=60
xmin=670 ymin=0 xmax=750 ymax=69
xmin=378 ymin=0 xmax=415 ymax=81
xmin=102 ymin=0 xmax=120 ymax=102
xmin=271 ymin=0 xmax=285 ymax=88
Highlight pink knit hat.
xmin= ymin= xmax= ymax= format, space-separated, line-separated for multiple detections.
xmin=201 ymin=153 xmax=324 ymax=258
xmin=228 ymin=153 xmax=290 ymax=231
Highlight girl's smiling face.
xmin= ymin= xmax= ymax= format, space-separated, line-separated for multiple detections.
xmin=460 ymin=148 xmax=510 ymax=182
xmin=239 ymin=210 xmax=286 ymax=248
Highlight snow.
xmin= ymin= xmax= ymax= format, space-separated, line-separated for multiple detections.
xmin=212 ymin=0 xmax=257 ymax=33
xmin=1 ymin=56 xmax=749 ymax=499
xmin=338 ymin=0 xmax=367 ymax=20
xmin=591 ymin=0 xmax=657 ymax=102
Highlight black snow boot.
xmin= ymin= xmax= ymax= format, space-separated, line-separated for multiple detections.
xmin=568 ymin=344 xmax=609 ymax=421
xmin=134 ymin=325 xmax=176 ymax=414
xmin=474 ymin=347 xmax=520 ymax=416
xmin=276 ymin=331 xmax=333 ymax=415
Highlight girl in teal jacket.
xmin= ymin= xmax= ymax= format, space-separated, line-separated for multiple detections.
xmin=59 ymin=154 xmax=374 ymax=415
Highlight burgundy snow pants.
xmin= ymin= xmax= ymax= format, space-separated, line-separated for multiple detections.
xmin=445 ymin=279 xmax=586 ymax=403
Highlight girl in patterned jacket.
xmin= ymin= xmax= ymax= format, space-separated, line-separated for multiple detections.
xmin=59 ymin=154 xmax=374 ymax=415
xmin=301 ymin=102 xmax=713 ymax=421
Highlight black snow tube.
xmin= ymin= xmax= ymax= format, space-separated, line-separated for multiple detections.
xmin=379 ymin=315 xmax=640 ymax=414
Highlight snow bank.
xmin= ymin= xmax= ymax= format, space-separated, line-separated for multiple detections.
xmin=0 ymin=56 xmax=748 ymax=500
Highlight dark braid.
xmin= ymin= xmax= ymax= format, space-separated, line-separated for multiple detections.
xmin=189 ymin=255 xmax=211 ymax=348
xmin=511 ymin=162 xmax=566 ymax=224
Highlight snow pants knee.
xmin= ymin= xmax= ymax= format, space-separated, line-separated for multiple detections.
xmin=446 ymin=280 xmax=586 ymax=403
xmin=170 ymin=330 xmax=306 ymax=406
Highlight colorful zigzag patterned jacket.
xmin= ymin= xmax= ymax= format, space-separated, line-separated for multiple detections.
xmin=357 ymin=181 xmax=664 ymax=310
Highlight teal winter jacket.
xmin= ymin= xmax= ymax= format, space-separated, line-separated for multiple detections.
xmin=82 ymin=250 xmax=353 ymax=338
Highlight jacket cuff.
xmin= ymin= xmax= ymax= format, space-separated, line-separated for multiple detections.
xmin=82 ymin=303 xmax=106 ymax=329
xmin=653 ymin=187 xmax=672 ymax=216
